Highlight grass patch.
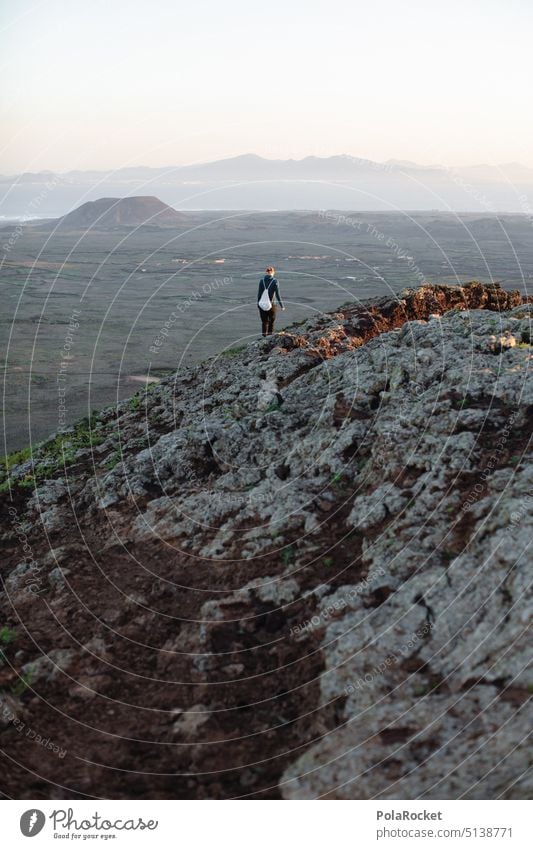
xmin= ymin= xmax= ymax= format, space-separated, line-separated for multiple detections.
xmin=150 ymin=368 xmax=175 ymax=378
xmin=38 ymin=413 xmax=104 ymax=466
xmin=0 ymin=411 xmax=105 ymax=493
xmin=221 ymin=345 xmax=246 ymax=358
xmin=1 ymin=445 xmax=32 ymax=476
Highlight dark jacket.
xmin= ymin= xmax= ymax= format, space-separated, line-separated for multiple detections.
xmin=258 ymin=275 xmax=284 ymax=309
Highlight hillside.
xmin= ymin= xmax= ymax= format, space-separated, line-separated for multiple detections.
xmin=0 ymin=281 xmax=531 ymax=799
xmin=56 ymin=196 xmax=186 ymax=230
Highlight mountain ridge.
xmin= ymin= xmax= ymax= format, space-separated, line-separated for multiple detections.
xmin=3 ymin=155 xmax=533 ymax=215
xmin=5 ymin=154 xmax=533 ymax=183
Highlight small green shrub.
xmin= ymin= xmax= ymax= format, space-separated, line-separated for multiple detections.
xmin=0 ymin=627 xmax=16 ymax=667
xmin=105 ymin=451 xmax=123 ymax=470
xmin=18 ymin=476 xmax=35 ymax=490
xmin=0 ymin=627 xmax=16 ymax=648
xmin=281 ymin=545 xmax=294 ymax=566
xmin=11 ymin=666 xmax=34 ymax=697
xmin=128 ymin=395 xmax=143 ymax=411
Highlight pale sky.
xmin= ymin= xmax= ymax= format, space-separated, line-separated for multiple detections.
xmin=1 ymin=0 xmax=531 ymax=173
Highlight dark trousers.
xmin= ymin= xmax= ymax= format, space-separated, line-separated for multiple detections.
xmin=259 ymin=305 xmax=276 ymax=336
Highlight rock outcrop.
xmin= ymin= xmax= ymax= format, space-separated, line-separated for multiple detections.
xmin=0 ymin=282 xmax=531 ymax=799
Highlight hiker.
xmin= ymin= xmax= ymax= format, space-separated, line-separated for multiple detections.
xmin=257 ymin=266 xmax=285 ymax=336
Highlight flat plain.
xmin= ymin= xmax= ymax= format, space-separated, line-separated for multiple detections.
xmin=1 ymin=210 xmax=532 ymax=451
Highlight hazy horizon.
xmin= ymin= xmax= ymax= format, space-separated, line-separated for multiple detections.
xmin=4 ymin=151 xmax=533 ymax=178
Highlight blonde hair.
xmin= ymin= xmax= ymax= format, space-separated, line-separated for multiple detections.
xmin=265 ymin=266 xmax=275 ymax=275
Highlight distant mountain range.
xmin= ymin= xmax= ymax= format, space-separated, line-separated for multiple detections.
xmin=2 ymin=154 xmax=533 ymax=216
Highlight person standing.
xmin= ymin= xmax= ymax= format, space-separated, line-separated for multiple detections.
xmin=257 ymin=266 xmax=285 ymax=336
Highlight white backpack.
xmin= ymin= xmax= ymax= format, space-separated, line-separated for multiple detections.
xmin=258 ymin=278 xmax=272 ymax=310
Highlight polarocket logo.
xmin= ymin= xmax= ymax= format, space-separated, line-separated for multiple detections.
xmin=20 ymin=809 xmax=46 ymax=837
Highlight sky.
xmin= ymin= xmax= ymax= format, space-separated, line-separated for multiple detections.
xmin=1 ymin=0 xmax=532 ymax=173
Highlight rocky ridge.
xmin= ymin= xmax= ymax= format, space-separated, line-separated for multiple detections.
xmin=0 ymin=281 xmax=531 ymax=799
